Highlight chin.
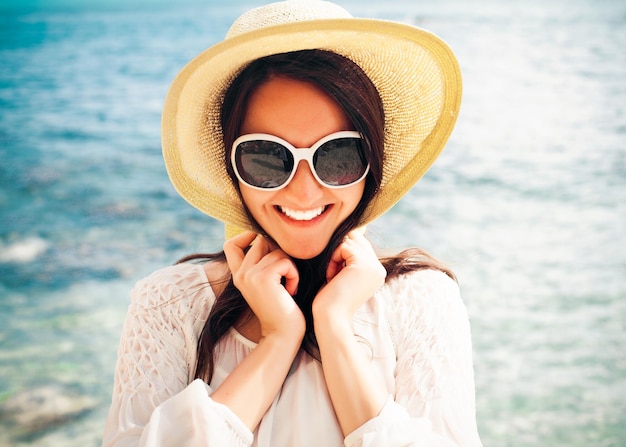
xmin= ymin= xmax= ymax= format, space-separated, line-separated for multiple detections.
xmin=281 ymin=239 xmax=328 ymax=260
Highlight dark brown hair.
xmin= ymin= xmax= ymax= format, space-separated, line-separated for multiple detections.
xmin=184 ymin=50 xmax=455 ymax=383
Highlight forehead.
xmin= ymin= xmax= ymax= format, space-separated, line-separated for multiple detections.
xmin=240 ymin=77 xmax=352 ymax=147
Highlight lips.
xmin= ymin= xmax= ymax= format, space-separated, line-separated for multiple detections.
xmin=278 ymin=205 xmax=327 ymax=221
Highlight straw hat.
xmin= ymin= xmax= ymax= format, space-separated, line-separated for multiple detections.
xmin=162 ymin=0 xmax=462 ymax=238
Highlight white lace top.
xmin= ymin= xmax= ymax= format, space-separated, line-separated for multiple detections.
xmin=102 ymin=262 xmax=482 ymax=447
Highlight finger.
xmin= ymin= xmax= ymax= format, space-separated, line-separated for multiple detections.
xmin=327 ymin=239 xmax=348 ymax=281
xmin=327 ymin=230 xmax=371 ymax=280
xmin=342 ymin=230 xmax=371 ymax=257
xmin=326 ymin=258 xmax=342 ymax=282
xmin=224 ymin=231 xmax=258 ymax=251
xmin=249 ymin=247 xmax=300 ymax=296
xmin=240 ymin=234 xmax=276 ymax=270
xmin=230 ymin=236 xmax=300 ymax=297
xmin=345 ymin=229 xmax=367 ymax=244
xmin=223 ymin=231 xmax=258 ymax=274
xmin=277 ymin=257 xmax=299 ymax=296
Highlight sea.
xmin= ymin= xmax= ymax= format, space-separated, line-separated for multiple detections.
xmin=0 ymin=0 xmax=624 ymax=445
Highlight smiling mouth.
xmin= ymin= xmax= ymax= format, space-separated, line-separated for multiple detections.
xmin=278 ymin=205 xmax=327 ymax=221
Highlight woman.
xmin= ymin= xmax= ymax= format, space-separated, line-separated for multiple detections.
xmin=103 ymin=1 xmax=481 ymax=446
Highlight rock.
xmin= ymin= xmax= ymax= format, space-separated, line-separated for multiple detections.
xmin=0 ymin=384 xmax=97 ymax=438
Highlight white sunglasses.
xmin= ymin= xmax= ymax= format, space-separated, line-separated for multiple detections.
xmin=231 ymin=131 xmax=369 ymax=191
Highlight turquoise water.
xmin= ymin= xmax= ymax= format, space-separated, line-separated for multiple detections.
xmin=1 ymin=0 xmax=624 ymax=445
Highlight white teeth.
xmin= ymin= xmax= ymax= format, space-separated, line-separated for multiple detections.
xmin=279 ymin=206 xmax=325 ymax=221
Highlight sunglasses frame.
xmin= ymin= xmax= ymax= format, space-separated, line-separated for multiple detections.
xmin=231 ymin=130 xmax=370 ymax=191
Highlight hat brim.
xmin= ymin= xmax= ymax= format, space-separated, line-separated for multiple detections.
xmin=162 ymin=18 xmax=462 ymax=237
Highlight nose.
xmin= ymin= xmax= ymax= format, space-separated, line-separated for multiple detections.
xmin=285 ymin=160 xmax=324 ymax=202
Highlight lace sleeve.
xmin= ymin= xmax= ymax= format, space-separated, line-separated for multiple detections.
xmin=102 ymin=263 xmax=253 ymax=447
xmin=389 ymin=269 xmax=482 ymax=446
xmin=345 ymin=269 xmax=482 ymax=447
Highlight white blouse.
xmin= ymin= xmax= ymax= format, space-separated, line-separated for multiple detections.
xmin=102 ymin=262 xmax=482 ymax=447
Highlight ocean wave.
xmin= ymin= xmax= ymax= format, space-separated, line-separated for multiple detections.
xmin=0 ymin=237 xmax=49 ymax=263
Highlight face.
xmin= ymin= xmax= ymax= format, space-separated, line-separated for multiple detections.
xmin=237 ymin=76 xmax=365 ymax=259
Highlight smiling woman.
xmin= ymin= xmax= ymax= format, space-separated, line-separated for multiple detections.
xmin=101 ymin=1 xmax=481 ymax=446
xmin=2 ymin=0 xmax=625 ymax=445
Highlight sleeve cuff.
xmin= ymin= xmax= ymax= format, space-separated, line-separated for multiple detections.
xmin=141 ymin=379 xmax=253 ymax=446
xmin=344 ymin=395 xmax=442 ymax=447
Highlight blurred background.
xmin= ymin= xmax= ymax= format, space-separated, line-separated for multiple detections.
xmin=1 ymin=0 xmax=624 ymax=445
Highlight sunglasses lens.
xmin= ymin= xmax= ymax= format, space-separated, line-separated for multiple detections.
xmin=315 ymin=137 xmax=368 ymax=186
xmin=235 ymin=140 xmax=294 ymax=188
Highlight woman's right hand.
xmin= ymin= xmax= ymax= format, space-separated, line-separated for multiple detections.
xmin=223 ymin=231 xmax=305 ymax=339
xmin=211 ymin=232 xmax=305 ymax=431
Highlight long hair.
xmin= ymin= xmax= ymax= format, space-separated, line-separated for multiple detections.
xmin=186 ymin=50 xmax=454 ymax=383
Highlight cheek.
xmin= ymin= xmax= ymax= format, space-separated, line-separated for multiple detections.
xmin=344 ymin=183 xmax=366 ymax=213
xmin=239 ymin=184 xmax=274 ymax=225
xmin=239 ymin=186 xmax=261 ymax=214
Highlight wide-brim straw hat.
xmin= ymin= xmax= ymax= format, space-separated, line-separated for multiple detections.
xmin=162 ymin=0 xmax=462 ymax=238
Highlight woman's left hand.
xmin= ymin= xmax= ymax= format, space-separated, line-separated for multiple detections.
xmin=311 ymin=229 xmax=389 ymax=436
xmin=312 ymin=229 xmax=387 ymax=322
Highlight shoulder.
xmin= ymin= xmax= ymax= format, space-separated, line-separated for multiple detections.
xmin=382 ymin=268 xmax=461 ymax=306
xmin=130 ymin=262 xmax=218 ymax=312
xmin=379 ymin=268 xmax=469 ymax=336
